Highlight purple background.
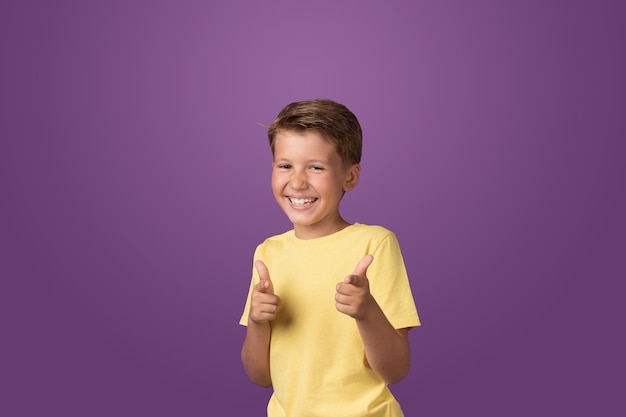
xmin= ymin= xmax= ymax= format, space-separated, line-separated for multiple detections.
xmin=2 ymin=1 xmax=624 ymax=416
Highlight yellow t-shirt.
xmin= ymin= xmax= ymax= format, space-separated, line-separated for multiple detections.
xmin=240 ymin=223 xmax=420 ymax=417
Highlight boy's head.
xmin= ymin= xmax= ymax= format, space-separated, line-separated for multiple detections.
xmin=267 ymin=99 xmax=362 ymax=168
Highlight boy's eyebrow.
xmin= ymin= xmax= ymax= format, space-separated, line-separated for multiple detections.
xmin=274 ymin=158 xmax=331 ymax=165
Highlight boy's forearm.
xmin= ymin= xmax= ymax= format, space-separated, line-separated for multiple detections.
xmin=355 ymin=300 xmax=411 ymax=385
xmin=241 ymin=320 xmax=272 ymax=387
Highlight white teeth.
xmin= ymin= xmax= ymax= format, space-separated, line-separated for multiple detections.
xmin=289 ymin=197 xmax=316 ymax=206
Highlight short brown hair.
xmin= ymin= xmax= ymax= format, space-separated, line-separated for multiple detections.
xmin=267 ymin=99 xmax=363 ymax=166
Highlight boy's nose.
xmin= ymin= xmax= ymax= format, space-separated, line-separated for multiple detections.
xmin=290 ymin=171 xmax=308 ymax=189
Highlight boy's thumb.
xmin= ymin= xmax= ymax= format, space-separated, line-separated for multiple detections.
xmin=352 ymin=255 xmax=373 ymax=277
xmin=255 ymin=260 xmax=274 ymax=293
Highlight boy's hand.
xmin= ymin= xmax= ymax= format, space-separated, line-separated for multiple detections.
xmin=335 ymin=255 xmax=374 ymax=320
xmin=249 ymin=260 xmax=281 ymax=324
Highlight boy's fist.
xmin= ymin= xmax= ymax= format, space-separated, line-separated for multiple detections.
xmin=249 ymin=260 xmax=280 ymax=324
xmin=335 ymin=255 xmax=374 ymax=320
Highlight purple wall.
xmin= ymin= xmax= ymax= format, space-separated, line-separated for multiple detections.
xmin=2 ymin=1 xmax=624 ymax=416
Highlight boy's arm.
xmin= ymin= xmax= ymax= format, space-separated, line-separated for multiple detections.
xmin=354 ymin=302 xmax=411 ymax=384
xmin=242 ymin=320 xmax=272 ymax=387
xmin=241 ymin=260 xmax=279 ymax=388
xmin=335 ymin=255 xmax=411 ymax=384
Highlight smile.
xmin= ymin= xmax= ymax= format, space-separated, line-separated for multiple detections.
xmin=288 ymin=197 xmax=318 ymax=207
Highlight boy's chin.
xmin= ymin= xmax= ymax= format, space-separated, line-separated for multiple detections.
xmin=282 ymin=212 xmax=320 ymax=229
xmin=284 ymin=214 xmax=312 ymax=226
xmin=280 ymin=205 xmax=315 ymax=221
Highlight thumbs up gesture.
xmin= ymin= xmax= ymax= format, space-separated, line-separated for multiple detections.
xmin=249 ymin=260 xmax=281 ymax=324
xmin=335 ymin=255 xmax=374 ymax=320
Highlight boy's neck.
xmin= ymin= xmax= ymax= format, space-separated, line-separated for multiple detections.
xmin=293 ymin=218 xmax=351 ymax=240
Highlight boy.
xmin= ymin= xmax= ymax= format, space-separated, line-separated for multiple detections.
xmin=240 ymin=99 xmax=420 ymax=417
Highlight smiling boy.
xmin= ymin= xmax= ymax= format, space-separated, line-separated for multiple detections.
xmin=240 ymin=99 xmax=420 ymax=417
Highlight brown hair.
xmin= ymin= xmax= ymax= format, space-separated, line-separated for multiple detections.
xmin=267 ymin=99 xmax=363 ymax=167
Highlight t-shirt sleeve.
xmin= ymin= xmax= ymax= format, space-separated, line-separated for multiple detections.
xmin=239 ymin=247 xmax=262 ymax=326
xmin=369 ymin=232 xmax=420 ymax=330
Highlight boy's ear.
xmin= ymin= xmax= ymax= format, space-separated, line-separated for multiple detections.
xmin=343 ymin=164 xmax=361 ymax=192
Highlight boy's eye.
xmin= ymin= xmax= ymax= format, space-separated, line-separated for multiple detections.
xmin=277 ymin=164 xmax=292 ymax=169
xmin=310 ymin=165 xmax=324 ymax=171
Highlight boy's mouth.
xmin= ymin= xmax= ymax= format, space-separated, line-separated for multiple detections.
xmin=287 ymin=197 xmax=318 ymax=207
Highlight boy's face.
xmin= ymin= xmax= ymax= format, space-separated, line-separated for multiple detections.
xmin=271 ymin=131 xmax=360 ymax=240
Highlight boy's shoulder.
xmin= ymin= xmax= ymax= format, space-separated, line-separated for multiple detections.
xmin=350 ymin=223 xmax=394 ymax=236
xmin=348 ymin=223 xmax=399 ymax=245
xmin=254 ymin=229 xmax=294 ymax=252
